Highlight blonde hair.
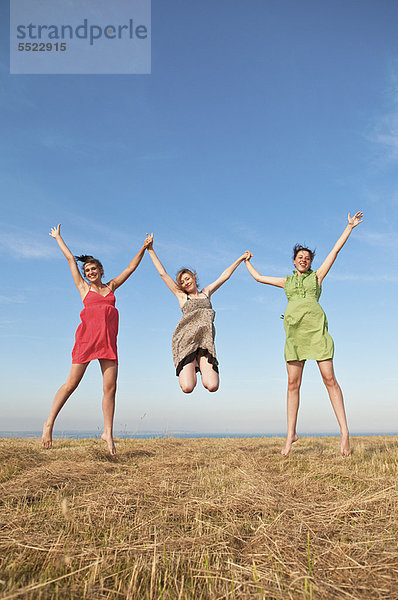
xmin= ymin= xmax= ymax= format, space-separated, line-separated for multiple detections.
xmin=176 ymin=268 xmax=199 ymax=290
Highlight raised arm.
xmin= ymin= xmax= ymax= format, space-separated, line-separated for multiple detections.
xmin=316 ymin=211 xmax=363 ymax=285
xmin=146 ymin=236 xmax=183 ymax=298
xmin=245 ymin=256 xmax=286 ymax=288
xmin=202 ymin=251 xmax=252 ymax=297
xmin=49 ymin=224 xmax=87 ymax=296
xmin=108 ymin=235 xmax=152 ymax=291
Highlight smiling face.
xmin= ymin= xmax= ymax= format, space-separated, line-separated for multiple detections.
xmin=293 ymin=250 xmax=312 ymax=273
xmin=84 ymin=262 xmax=102 ymax=284
xmin=178 ymin=271 xmax=198 ymax=294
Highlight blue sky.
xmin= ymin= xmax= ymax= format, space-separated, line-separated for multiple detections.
xmin=1 ymin=0 xmax=397 ymax=435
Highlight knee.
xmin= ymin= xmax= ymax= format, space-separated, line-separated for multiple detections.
xmin=180 ymin=383 xmax=195 ymax=394
xmin=287 ymin=378 xmax=301 ymax=392
xmin=103 ymin=382 xmax=117 ymax=396
xmin=63 ymin=381 xmax=79 ymax=395
xmin=322 ymin=374 xmax=337 ymax=388
xmin=204 ymin=382 xmax=219 ymax=393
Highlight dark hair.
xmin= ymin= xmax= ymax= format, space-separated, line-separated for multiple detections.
xmin=176 ymin=268 xmax=199 ymax=290
xmin=292 ymin=244 xmax=315 ymax=263
xmin=75 ymin=255 xmax=104 ymax=278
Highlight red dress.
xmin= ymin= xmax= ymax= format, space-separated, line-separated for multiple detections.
xmin=72 ymin=287 xmax=119 ymax=364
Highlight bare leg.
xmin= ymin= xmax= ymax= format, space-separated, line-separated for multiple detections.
xmin=282 ymin=360 xmax=305 ymax=456
xmin=178 ymin=361 xmax=197 ymax=393
xmin=42 ymin=363 xmax=89 ymax=449
xmin=317 ymin=359 xmax=350 ymax=456
xmin=99 ymin=359 xmax=118 ymax=456
xmin=199 ymin=356 xmax=219 ymax=392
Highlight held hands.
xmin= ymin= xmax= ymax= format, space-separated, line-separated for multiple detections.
xmin=243 ymin=251 xmax=253 ymax=261
xmin=348 ymin=211 xmax=364 ymax=228
xmin=49 ymin=224 xmax=61 ymax=239
xmin=144 ymin=233 xmax=153 ymax=250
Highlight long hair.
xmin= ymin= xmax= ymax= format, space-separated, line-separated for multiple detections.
xmin=75 ymin=255 xmax=104 ymax=278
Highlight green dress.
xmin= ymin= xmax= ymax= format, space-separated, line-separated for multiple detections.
xmin=284 ymin=270 xmax=334 ymax=362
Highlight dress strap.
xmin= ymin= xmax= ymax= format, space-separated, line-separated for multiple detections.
xmin=88 ymin=284 xmax=113 ymax=294
xmin=187 ymin=291 xmax=208 ymax=300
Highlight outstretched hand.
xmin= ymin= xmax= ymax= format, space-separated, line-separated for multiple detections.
xmin=348 ymin=211 xmax=364 ymax=228
xmin=144 ymin=233 xmax=153 ymax=249
xmin=49 ymin=224 xmax=61 ymax=239
xmin=243 ymin=251 xmax=253 ymax=261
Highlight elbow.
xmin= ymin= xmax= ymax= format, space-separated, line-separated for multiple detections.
xmin=249 ymin=272 xmax=260 ymax=282
xmin=222 ymin=270 xmax=231 ymax=282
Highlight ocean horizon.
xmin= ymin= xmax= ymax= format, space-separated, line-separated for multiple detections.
xmin=1 ymin=431 xmax=397 ymax=439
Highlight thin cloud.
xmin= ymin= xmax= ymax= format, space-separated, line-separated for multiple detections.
xmin=0 ymin=294 xmax=27 ymax=304
xmin=39 ymin=133 xmax=129 ymax=158
xmin=137 ymin=151 xmax=182 ymax=161
xmin=0 ymin=319 xmax=19 ymax=328
xmin=0 ymin=231 xmax=54 ymax=259
xmin=329 ymin=273 xmax=398 ymax=282
xmin=0 ymin=80 xmax=38 ymax=111
xmin=375 ymin=132 xmax=398 ymax=156
xmin=372 ymin=66 xmax=398 ymax=162
xmin=374 ymin=108 xmax=398 ymax=160
xmin=359 ymin=230 xmax=398 ymax=252
xmin=58 ymin=214 xmax=147 ymax=255
xmin=226 ymin=221 xmax=275 ymax=247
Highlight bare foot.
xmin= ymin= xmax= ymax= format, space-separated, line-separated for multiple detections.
xmin=281 ymin=434 xmax=299 ymax=457
xmin=101 ymin=432 xmax=116 ymax=457
xmin=41 ymin=421 xmax=53 ymax=449
xmin=341 ymin=432 xmax=350 ymax=457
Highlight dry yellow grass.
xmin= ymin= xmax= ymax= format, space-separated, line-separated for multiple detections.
xmin=0 ymin=436 xmax=397 ymax=599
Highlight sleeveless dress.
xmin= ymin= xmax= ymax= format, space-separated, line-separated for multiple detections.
xmin=284 ymin=270 xmax=334 ymax=362
xmin=72 ymin=286 xmax=119 ymax=364
xmin=171 ymin=293 xmax=219 ymax=376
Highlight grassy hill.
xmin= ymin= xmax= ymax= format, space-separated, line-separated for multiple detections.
xmin=0 ymin=436 xmax=397 ymax=599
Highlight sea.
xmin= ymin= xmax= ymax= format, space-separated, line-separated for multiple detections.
xmin=0 ymin=431 xmax=396 ymax=439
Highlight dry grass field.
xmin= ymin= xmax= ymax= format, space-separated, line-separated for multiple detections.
xmin=0 ymin=436 xmax=397 ymax=599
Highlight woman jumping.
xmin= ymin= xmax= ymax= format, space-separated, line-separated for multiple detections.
xmin=146 ymin=234 xmax=251 ymax=393
xmin=245 ymin=212 xmax=363 ymax=457
xmin=41 ymin=224 xmax=151 ymax=456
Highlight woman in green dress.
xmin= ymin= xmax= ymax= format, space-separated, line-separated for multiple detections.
xmin=245 ymin=212 xmax=363 ymax=457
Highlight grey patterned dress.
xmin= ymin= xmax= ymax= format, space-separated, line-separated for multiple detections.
xmin=172 ymin=292 xmax=219 ymax=376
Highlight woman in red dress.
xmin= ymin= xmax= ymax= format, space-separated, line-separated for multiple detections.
xmin=42 ymin=225 xmax=151 ymax=456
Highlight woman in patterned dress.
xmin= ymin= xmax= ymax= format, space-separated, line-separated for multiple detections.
xmin=41 ymin=225 xmax=151 ymax=456
xmin=245 ymin=212 xmax=363 ymax=457
xmin=146 ymin=234 xmax=251 ymax=393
